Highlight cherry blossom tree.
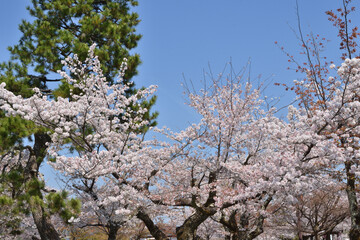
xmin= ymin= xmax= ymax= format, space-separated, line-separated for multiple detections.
xmin=0 ymin=44 xmax=175 ymax=240
xmin=276 ymin=1 xmax=360 ymax=239
xmin=0 ymin=44 xmax=345 ymax=240
xmin=0 ymin=44 xmax=160 ymax=240
xmin=134 ymin=67 xmax=340 ymax=239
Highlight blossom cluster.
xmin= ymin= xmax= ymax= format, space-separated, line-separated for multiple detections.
xmin=0 ymin=45 xmax=357 ymax=238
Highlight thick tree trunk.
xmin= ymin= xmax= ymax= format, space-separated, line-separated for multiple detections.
xmin=346 ymin=161 xmax=360 ymax=240
xmin=176 ymin=208 xmax=212 ymax=240
xmin=31 ymin=202 xmax=61 ymax=240
xmin=176 ymin=172 xmax=218 ymax=240
xmin=136 ymin=208 xmax=168 ymax=240
xmin=108 ymin=224 xmax=119 ymax=240
xmin=25 ymin=133 xmax=61 ymax=240
xmin=221 ymin=212 xmax=265 ymax=240
xmin=314 ymin=232 xmax=320 ymax=240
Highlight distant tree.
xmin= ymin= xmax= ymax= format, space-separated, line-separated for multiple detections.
xmin=272 ymin=185 xmax=348 ymax=240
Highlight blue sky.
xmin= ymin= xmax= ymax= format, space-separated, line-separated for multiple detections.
xmin=133 ymin=0 xmax=348 ymax=128
xmin=0 ymin=1 xmax=357 ymax=186
xmin=0 ymin=0 xmax=354 ymax=129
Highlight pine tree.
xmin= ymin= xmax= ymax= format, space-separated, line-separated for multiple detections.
xmin=0 ymin=1 xmax=156 ymax=239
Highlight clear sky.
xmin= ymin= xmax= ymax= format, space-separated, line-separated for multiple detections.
xmin=0 ymin=0 xmax=358 ymax=186
xmin=1 ymin=0 xmax=355 ymax=128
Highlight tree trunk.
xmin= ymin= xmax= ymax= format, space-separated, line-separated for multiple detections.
xmin=108 ymin=224 xmax=119 ymax=240
xmin=346 ymin=161 xmax=360 ymax=240
xmin=176 ymin=208 xmax=211 ymax=240
xmin=222 ymin=213 xmax=264 ymax=240
xmin=314 ymin=232 xmax=319 ymax=240
xmin=30 ymin=202 xmax=61 ymax=240
xmin=136 ymin=208 xmax=168 ymax=240
xmin=25 ymin=133 xmax=61 ymax=240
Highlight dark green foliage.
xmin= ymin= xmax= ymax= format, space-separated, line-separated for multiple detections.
xmin=9 ymin=0 xmax=142 ymax=86
xmin=0 ymin=168 xmax=30 ymax=237
xmin=27 ymin=178 xmax=45 ymax=198
xmin=46 ymin=191 xmax=81 ymax=222
xmin=0 ymin=61 xmax=38 ymax=152
xmin=0 ymin=115 xmax=35 ymax=152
